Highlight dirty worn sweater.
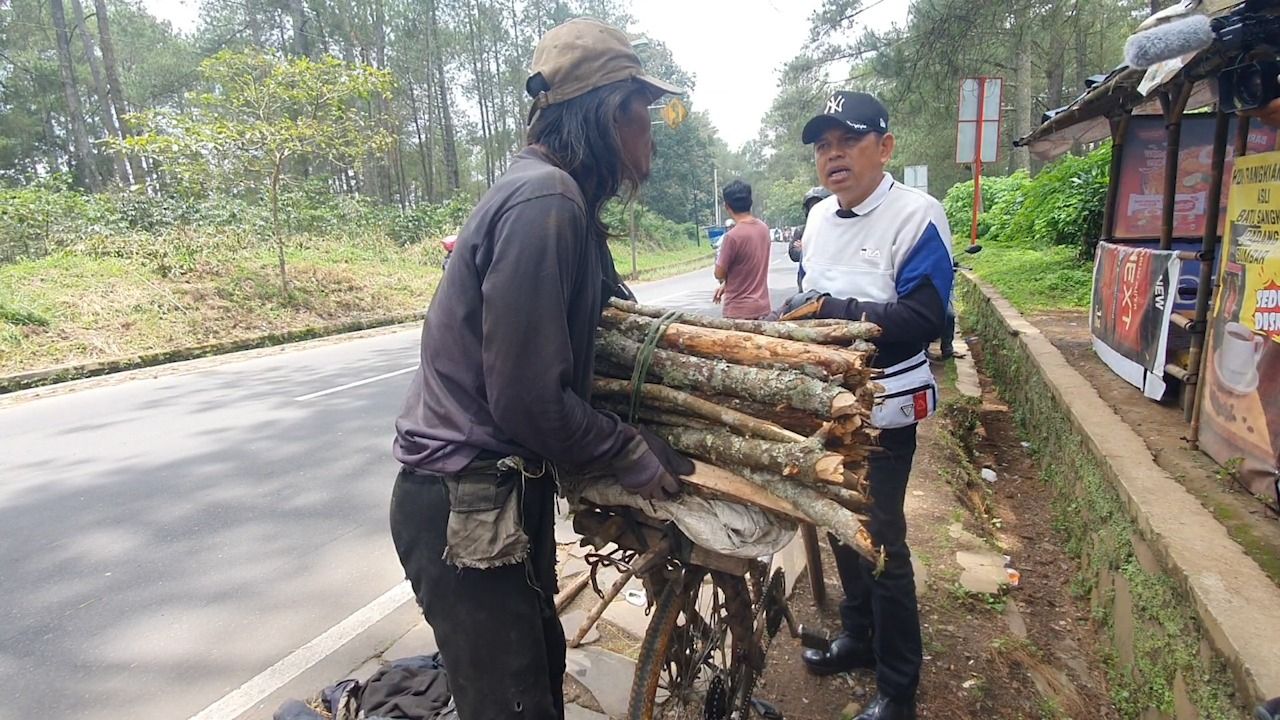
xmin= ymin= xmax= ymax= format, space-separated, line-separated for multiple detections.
xmin=393 ymin=146 xmax=636 ymax=474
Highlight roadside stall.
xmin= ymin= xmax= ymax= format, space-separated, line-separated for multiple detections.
xmin=1015 ymin=0 xmax=1280 ymax=509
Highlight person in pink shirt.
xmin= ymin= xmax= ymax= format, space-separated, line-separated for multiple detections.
xmin=712 ymin=179 xmax=772 ymax=319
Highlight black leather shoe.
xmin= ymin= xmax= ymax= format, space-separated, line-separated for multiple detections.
xmin=800 ymin=632 xmax=874 ymax=676
xmin=853 ymin=694 xmax=916 ymax=720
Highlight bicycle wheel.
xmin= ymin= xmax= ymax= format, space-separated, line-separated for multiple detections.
xmin=626 ymin=567 xmax=760 ymax=720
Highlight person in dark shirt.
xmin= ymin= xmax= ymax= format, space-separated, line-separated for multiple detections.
xmin=389 ymin=18 xmax=690 ymax=720
xmin=788 ymin=186 xmax=833 ymax=291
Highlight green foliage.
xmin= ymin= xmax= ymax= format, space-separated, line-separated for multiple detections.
xmin=964 ymin=244 xmax=1094 ymax=312
xmin=994 ymin=147 xmax=1111 ymax=255
xmin=938 ymin=146 xmax=1110 ymax=311
xmin=943 ymin=146 xmax=1110 ymax=255
xmin=121 ymin=49 xmax=394 ymax=202
xmin=0 ymin=296 xmax=49 ymax=327
xmin=942 ymin=172 xmax=1031 ymax=241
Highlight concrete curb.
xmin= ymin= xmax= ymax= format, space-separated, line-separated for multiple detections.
xmin=959 ymin=271 xmax=1280 ymax=704
xmin=0 ymin=311 xmax=424 ymax=395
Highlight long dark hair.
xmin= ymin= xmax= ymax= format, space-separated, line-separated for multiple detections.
xmin=527 ymin=79 xmax=649 ymax=242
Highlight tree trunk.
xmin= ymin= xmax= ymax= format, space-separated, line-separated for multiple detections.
xmin=609 ymin=298 xmax=881 ymax=344
xmin=408 ymin=80 xmax=435 ymax=201
xmin=1013 ymin=34 xmax=1033 ymax=172
xmin=93 ymin=0 xmax=144 ymax=185
xmin=288 ymin=0 xmax=311 ymax=57
xmin=431 ymin=0 xmax=461 ymax=192
xmin=596 ymin=332 xmax=859 ymax=419
xmin=271 ymin=164 xmax=290 ymax=296
xmin=467 ymin=0 xmax=495 ymax=186
xmin=50 ymin=0 xmax=100 ymax=191
xmin=592 ymin=378 xmax=805 ymax=443
xmin=647 ymin=425 xmax=847 ymax=487
xmin=600 ymin=308 xmax=872 ymax=385
xmin=70 ymin=0 xmax=127 ymax=185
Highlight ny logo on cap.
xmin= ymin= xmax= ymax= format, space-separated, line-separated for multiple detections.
xmin=825 ymin=94 xmax=845 ymax=115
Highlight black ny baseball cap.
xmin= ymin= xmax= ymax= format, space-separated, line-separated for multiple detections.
xmin=802 ymin=91 xmax=890 ymax=144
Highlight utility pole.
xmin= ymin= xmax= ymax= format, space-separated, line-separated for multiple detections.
xmin=713 ymin=166 xmax=721 ymax=226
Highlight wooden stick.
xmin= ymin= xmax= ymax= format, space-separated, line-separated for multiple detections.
xmin=728 ymin=465 xmax=881 ymax=566
xmin=593 ymin=378 xmax=805 ymax=443
xmin=680 ymin=459 xmax=807 ymax=520
xmin=648 ymin=424 xmax=847 ymax=486
xmin=608 ymin=298 xmax=882 ymax=344
xmin=601 ymin=308 xmax=872 ymax=382
xmin=801 ymin=524 xmax=826 ymax=608
xmin=596 ymin=332 xmax=859 ymax=419
xmin=568 ymin=539 xmax=670 ymax=647
xmin=555 ymin=572 xmax=592 ymax=615
xmin=594 ymin=400 xmax=717 ymax=430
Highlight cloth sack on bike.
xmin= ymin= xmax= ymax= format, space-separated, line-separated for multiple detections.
xmin=870 ymin=351 xmax=937 ymax=429
xmin=576 ymin=479 xmax=797 ymax=558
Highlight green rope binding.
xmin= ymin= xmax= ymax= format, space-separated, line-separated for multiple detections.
xmin=627 ymin=309 xmax=683 ymax=423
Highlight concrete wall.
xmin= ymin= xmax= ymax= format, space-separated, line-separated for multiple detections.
xmin=956 ymin=273 xmax=1280 ymax=719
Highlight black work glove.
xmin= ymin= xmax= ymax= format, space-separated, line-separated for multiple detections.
xmin=614 ymin=427 xmax=692 ymax=501
xmin=769 ymin=290 xmax=830 ymax=321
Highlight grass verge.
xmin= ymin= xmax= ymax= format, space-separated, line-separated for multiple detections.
xmin=1 ymin=237 xmax=712 ymax=376
xmin=960 ymin=242 xmax=1092 ymax=314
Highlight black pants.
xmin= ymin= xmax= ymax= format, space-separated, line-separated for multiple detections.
xmin=829 ymin=423 xmax=922 ymax=702
xmin=940 ymin=309 xmax=956 ymax=355
xmin=390 ymin=468 xmax=565 ymax=720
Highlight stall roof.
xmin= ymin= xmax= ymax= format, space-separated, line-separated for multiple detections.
xmin=1015 ymin=0 xmax=1259 ymax=160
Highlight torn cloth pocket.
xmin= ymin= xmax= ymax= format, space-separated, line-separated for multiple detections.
xmin=442 ymin=472 xmax=529 ymax=569
xmin=870 ymin=352 xmax=937 ymax=429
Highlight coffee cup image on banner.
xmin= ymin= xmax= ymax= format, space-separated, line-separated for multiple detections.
xmin=1216 ymin=321 xmax=1265 ymax=395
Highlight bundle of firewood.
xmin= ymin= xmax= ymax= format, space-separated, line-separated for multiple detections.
xmin=591 ymin=298 xmax=884 ymax=565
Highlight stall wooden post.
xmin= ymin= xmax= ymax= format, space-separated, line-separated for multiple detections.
xmin=1101 ymin=112 xmax=1132 ymax=241
xmin=1190 ymin=115 xmax=1252 ymax=445
xmin=1159 ymin=83 xmax=1193 ymax=251
xmin=1181 ymin=107 xmax=1232 ymax=426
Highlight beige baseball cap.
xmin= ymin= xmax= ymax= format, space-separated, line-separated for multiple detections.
xmin=526 ymin=18 xmax=685 ymax=123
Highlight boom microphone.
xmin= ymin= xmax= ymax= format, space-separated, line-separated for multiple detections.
xmin=1124 ymin=14 xmax=1214 ymax=69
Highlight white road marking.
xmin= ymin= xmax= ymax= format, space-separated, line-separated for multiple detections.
xmin=294 ymin=366 xmax=417 ymax=401
xmin=187 ymin=581 xmax=414 ymax=720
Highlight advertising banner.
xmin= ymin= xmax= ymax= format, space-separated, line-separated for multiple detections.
xmin=1113 ymin=116 xmax=1278 ymax=239
xmin=1200 ymin=151 xmax=1280 ymax=511
xmin=1091 ymin=241 xmax=1181 ymax=400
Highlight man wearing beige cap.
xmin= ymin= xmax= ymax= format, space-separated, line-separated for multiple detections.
xmin=389 ymin=17 xmax=690 ymax=720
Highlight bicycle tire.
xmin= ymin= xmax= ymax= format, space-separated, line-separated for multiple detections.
xmin=626 ymin=568 xmax=760 ymax=720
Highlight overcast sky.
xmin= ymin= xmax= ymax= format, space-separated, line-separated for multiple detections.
xmin=140 ymin=0 xmax=911 ymax=149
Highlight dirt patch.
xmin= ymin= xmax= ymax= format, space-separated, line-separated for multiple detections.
xmin=753 ymin=373 xmax=1115 ymax=719
xmin=1030 ymin=310 xmax=1280 ymax=586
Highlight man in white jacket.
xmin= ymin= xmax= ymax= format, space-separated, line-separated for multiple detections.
xmin=776 ymin=91 xmax=954 ymax=720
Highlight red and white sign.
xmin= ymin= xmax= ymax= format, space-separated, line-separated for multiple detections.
xmin=956 ymin=77 xmax=1003 ymax=164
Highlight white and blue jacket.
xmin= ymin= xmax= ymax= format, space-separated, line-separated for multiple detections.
xmin=801 ymin=173 xmax=954 ymax=369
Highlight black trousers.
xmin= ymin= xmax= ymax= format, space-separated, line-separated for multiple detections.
xmin=940 ymin=309 xmax=956 ymax=355
xmin=390 ymin=468 xmax=565 ymax=720
xmin=829 ymin=423 xmax=922 ymax=702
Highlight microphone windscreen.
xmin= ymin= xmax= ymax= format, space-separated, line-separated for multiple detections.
xmin=1124 ymin=15 xmax=1213 ymax=69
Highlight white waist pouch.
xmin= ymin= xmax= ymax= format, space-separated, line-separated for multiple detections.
xmin=870 ymin=352 xmax=937 ymax=429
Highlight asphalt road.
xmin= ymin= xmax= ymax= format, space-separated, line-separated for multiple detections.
xmin=0 ymin=242 xmax=799 ymax=720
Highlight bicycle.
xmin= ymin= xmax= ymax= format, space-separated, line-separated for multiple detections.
xmin=570 ymin=501 xmax=819 ymax=720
